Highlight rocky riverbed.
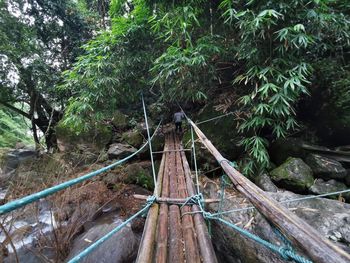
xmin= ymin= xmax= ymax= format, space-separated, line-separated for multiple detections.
xmin=0 ymin=118 xmax=349 ymax=262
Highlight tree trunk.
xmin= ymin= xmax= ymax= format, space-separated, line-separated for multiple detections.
xmin=1 ymin=97 xmax=62 ymax=151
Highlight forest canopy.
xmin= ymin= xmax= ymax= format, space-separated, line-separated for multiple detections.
xmin=1 ymin=0 xmax=349 ymax=175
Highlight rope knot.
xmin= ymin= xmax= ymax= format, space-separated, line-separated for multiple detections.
xmin=180 ymin=194 xmax=203 ymax=208
xmin=146 ymin=195 xmax=156 ymax=206
xmin=202 ymin=211 xmax=214 ymax=219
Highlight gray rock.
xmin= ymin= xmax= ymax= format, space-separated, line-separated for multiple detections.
xmin=204 ymin=180 xmax=350 ymax=263
xmin=270 ymin=158 xmax=314 ymax=193
xmin=107 ymin=143 xmax=137 ymax=160
xmin=67 ymin=219 xmax=140 ymax=263
xmin=305 ymin=154 xmax=346 ymax=180
xmin=309 ymin=179 xmax=350 ymax=201
xmin=255 ymin=174 xmax=278 ymax=192
xmin=121 ymin=130 xmax=144 ymax=148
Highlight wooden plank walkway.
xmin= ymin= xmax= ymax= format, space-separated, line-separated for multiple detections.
xmin=136 ymin=132 xmax=217 ymax=263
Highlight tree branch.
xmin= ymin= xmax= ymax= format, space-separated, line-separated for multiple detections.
xmin=0 ymin=101 xmax=31 ymax=119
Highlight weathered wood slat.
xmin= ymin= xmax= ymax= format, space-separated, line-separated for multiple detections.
xmin=155 ymin=135 xmax=170 ymax=263
xmin=175 ymin=135 xmax=201 ymax=263
xmin=179 ymin=143 xmax=218 ymax=263
xmin=136 ymin=136 xmax=167 ymax=263
xmin=189 ymin=119 xmax=350 ymax=263
xmin=167 ymin=133 xmax=184 ymax=263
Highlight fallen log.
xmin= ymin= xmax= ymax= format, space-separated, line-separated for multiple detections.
xmin=189 ymin=119 xmax=350 ymax=263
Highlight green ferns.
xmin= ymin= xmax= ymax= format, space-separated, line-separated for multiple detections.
xmin=0 ymin=107 xmax=32 ymax=148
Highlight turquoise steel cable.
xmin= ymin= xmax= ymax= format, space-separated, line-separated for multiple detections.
xmin=0 ymin=121 xmax=161 ymax=215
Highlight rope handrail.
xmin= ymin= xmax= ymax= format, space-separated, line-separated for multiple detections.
xmin=180 ymin=108 xmax=350 ymax=263
xmin=179 ymin=194 xmax=312 ymax=263
xmin=196 ymin=111 xmax=234 ymax=125
xmin=0 ymin=121 xmax=162 ymax=215
xmin=211 ymin=188 xmax=350 ymax=217
xmin=142 ymin=93 xmax=158 ymax=197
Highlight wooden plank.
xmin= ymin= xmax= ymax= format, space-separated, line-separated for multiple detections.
xmin=179 ymin=143 xmax=218 ymax=263
xmin=189 ymin=119 xmax=350 ymax=263
xmin=167 ymin=133 xmax=184 ymax=263
xmin=155 ymin=134 xmax=170 ymax=263
xmin=133 ymin=194 xmax=220 ymax=204
xmin=174 ymin=135 xmax=201 ymax=263
xmin=136 ymin=135 xmax=167 ymax=263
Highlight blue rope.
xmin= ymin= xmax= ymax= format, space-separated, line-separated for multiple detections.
xmin=0 ymin=121 xmax=162 ymax=215
xmin=214 ymin=216 xmax=312 ymax=263
xmin=68 ymin=196 xmax=156 ymax=263
xmin=141 ymin=94 xmax=158 ymax=197
xmin=180 ymin=194 xmax=312 ymax=263
xmin=211 ymin=188 xmax=350 ymax=217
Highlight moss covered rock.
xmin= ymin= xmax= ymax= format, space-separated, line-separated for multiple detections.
xmin=121 ymin=130 xmax=143 ymax=148
xmin=270 ymin=157 xmax=314 ymax=193
xmin=111 ymin=110 xmax=128 ymax=130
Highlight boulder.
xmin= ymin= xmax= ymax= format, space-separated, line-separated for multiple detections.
xmin=255 ymin=174 xmax=278 ymax=192
xmin=111 ymin=110 xmax=128 ymax=130
xmin=270 ymin=158 xmax=314 ymax=193
xmin=107 ymin=143 xmax=137 ymax=160
xmin=67 ymin=219 xmax=140 ymax=263
xmin=204 ymin=180 xmax=350 ymax=263
xmin=121 ymin=130 xmax=144 ymax=148
xmin=309 ymin=179 xmax=350 ymax=201
xmin=305 ymin=154 xmax=347 ymax=180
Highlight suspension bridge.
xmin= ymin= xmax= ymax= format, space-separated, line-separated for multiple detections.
xmin=1 ymin=99 xmax=350 ymax=263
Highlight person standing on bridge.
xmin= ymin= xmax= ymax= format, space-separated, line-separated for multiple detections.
xmin=173 ymin=110 xmax=185 ymax=133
